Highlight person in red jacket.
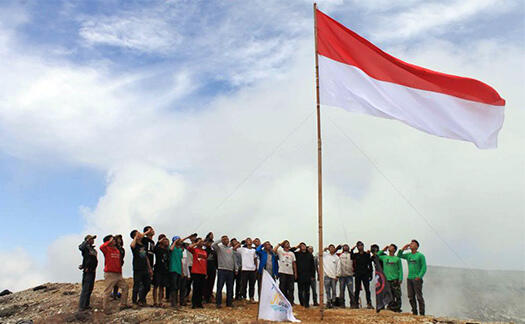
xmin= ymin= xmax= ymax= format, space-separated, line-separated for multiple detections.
xmin=187 ymin=237 xmax=208 ymax=309
xmin=100 ymin=235 xmax=130 ymax=313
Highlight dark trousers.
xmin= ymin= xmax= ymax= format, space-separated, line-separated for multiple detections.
xmin=354 ymin=274 xmax=371 ymax=306
xmin=216 ymin=269 xmax=234 ymax=306
xmin=204 ymin=263 xmax=217 ymax=302
xmin=191 ymin=273 xmax=205 ymax=307
xmin=234 ymin=271 xmax=241 ymax=299
xmin=279 ymin=273 xmax=295 ymax=304
xmin=407 ymin=279 xmax=424 ymax=315
xmin=79 ymin=271 xmax=95 ymax=310
xmin=240 ymin=270 xmax=256 ymax=299
xmin=310 ymin=278 xmax=318 ymax=304
xmin=179 ymin=277 xmax=188 ymax=303
xmin=132 ymin=270 xmax=151 ymax=304
xmin=169 ymin=272 xmax=183 ymax=306
xmin=298 ymin=281 xmax=311 ymax=307
xmin=388 ymin=280 xmax=402 ymax=311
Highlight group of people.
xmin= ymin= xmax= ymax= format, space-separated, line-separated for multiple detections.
xmin=78 ymin=226 xmax=427 ymax=317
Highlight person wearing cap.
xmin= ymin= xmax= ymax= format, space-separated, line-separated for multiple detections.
xmin=398 ymin=239 xmax=426 ymax=315
xmin=168 ymin=235 xmax=186 ymax=308
xmin=291 ymin=242 xmax=315 ymax=308
xmin=100 ymin=235 xmax=129 ymax=313
xmin=274 ymin=240 xmax=297 ymax=305
xmin=78 ymin=234 xmax=98 ymax=311
xmin=337 ymin=244 xmax=356 ymax=308
xmin=130 ymin=229 xmax=153 ymax=306
xmin=238 ymin=237 xmax=257 ymax=302
xmin=351 ymin=241 xmax=373 ymax=309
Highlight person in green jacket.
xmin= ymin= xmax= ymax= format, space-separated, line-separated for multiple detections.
xmin=378 ymin=244 xmax=403 ymax=312
xmin=398 ymin=239 xmax=426 ymax=315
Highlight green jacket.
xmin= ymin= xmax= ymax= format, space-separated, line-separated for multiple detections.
xmin=397 ymin=250 xmax=426 ymax=279
xmin=377 ymin=251 xmax=403 ymax=281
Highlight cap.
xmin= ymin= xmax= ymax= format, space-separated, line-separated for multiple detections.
xmin=84 ymin=234 xmax=96 ymax=241
xmin=172 ymin=236 xmax=181 ymax=242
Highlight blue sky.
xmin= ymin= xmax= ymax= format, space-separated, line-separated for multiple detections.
xmin=0 ymin=0 xmax=523 ymax=290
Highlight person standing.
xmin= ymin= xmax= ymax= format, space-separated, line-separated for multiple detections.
xmin=337 ymin=244 xmax=355 ymax=308
xmin=78 ymin=234 xmax=98 ymax=311
xmin=292 ymin=242 xmax=315 ymax=308
xmin=378 ymin=244 xmax=403 ymax=312
xmin=238 ymin=238 xmax=257 ymax=302
xmin=307 ymin=246 xmax=319 ymax=306
xmin=398 ymin=240 xmax=426 ymax=315
xmin=99 ymin=235 xmax=129 ymax=314
xmin=213 ymin=235 xmax=237 ymax=308
xmin=187 ymin=237 xmax=208 ymax=309
xmin=231 ymin=238 xmax=243 ymax=300
xmin=323 ymin=244 xmax=339 ymax=309
xmin=274 ymin=240 xmax=297 ymax=305
xmin=351 ymin=241 xmax=373 ymax=309
xmin=130 ymin=230 xmax=153 ymax=306
xmin=111 ymin=235 xmax=125 ymax=300
xmin=255 ymin=241 xmax=279 ymax=296
xmin=168 ymin=235 xmax=186 ymax=309
xmin=152 ymin=235 xmax=170 ymax=307
xmin=203 ymin=233 xmax=217 ymax=303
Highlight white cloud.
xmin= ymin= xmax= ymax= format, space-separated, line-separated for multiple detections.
xmin=0 ymin=249 xmax=47 ymax=291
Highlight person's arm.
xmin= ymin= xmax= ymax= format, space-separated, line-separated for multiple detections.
xmin=256 ymin=244 xmax=263 ymax=255
xmin=293 ymin=261 xmax=297 ymax=280
xmin=377 ymin=250 xmax=386 ymax=259
xmin=99 ymin=238 xmax=112 ymax=254
xmin=130 ymin=232 xmax=142 ymax=249
xmin=273 ymin=242 xmax=281 ymax=254
xmin=212 ymin=241 xmax=220 ymax=251
xmin=79 ymin=240 xmax=88 ymax=252
xmin=146 ymin=255 xmax=153 ymax=277
xmin=417 ymin=254 xmax=427 ymax=279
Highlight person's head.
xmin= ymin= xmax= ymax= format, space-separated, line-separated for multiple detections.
xmin=253 ymin=238 xmax=261 ymax=247
xmin=230 ymin=238 xmax=238 ymax=247
xmin=103 ymin=235 xmax=115 ymax=246
xmin=130 ymin=230 xmax=138 ymax=240
xmin=356 ymin=241 xmax=364 ymax=252
xmin=161 ymin=236 xmax=169 ymax=247
xmin=298 ymin=242 xmax=307 ymax=252
xmin=282 ymin=240 xmax=290 ymax=250
xmin=221 ymin=235 xmax=229 ymax=246
xmin=158 ymin=234 xmax=166 ymax=243
xmin=410 ymin=239 xmax=419 ymax=251
xmin=143 ymin=226 xmax=155 ymax=237
xmin=307 ymin=246 xmax=314 ymax=254
xmin=84 ymin=234 xmax=96 ymax=245
xmin=388 ymin=244 xmax=398 ymax=254
xmin=189 ymin=233 xmax=198 ymax=243
xmin=263 ymin=241 xmax=272 ymax=251
xmin=205 ymin=239 xmax=213 ymax=247
xmin=371 ymin=244 xmax=379 ymax=254
xmin=245 ymin=237 xmax=253 ymax=247
xmin=195 ymin=237 xmax=204 ymax=248
xmin=172 ymin=235 xmax=181 ymax=246
xmin=114 ymin=235 xmax=123 ymax=247
xmin=328 ymin=244 xmax=336 ymax=254
xmin=205 ymin=232 xmax=214 ymax=241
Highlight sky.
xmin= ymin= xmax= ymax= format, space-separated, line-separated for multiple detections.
xmin=0 ymin=0 xmax=523 ymax=291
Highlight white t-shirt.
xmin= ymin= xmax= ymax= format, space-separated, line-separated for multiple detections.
xmin=277 ymin=249 xmax=296 ymax=275
xmin=238 ymin=247 xmax=257 ymax=271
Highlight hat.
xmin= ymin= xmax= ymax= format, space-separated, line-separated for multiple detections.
xmin=172 ymin=235 xmax=181 ymax=242
xmin=84 ymin=234 xmax=96 ymax=241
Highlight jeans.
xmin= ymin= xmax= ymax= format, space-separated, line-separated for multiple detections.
xmin=169 ymin=272 xmax=183 ymax=306
xmin=191 ymin=273 xmax=205 ymax=307
xmin=79 ymin=271 xmax=95 ymax=310
xmin=216 ymin=269 xmax=234 ymax=306
xmin=279 ymin=273 xmax=295 ymax=304
xmin=354 ymin=273 xmax=371 ymax=305
xmin=298 ymin=281 xmax=311 ymax=306
xmin=132 ymin=270 xmax=151 ymax=304
xmin=240 ymin=270 xmax=257 ymax=299
xmin=339 ymin=276 xmax=355 ymax=306
xmin=324 ymin=276 xmax=337 ymax=303
xmin=204 ymin=262 xmax=217 ymax=302
xmin=310 ymin=277 xmax=318 ymax=304
xmin=407 ymin=279 xmax=424 ymax=315
xmin=388 ymin=279 xmax=402 ymax=311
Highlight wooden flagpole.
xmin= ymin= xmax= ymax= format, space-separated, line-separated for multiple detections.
xmin=313 ymin=2 xmax=325 ymax=320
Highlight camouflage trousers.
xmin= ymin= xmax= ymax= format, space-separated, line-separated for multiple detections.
xmin=387 ymin=280 xmax=402 ymax=312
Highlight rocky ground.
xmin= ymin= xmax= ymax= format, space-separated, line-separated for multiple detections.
xmin=0 ymin=279 xmax=514 ymax=324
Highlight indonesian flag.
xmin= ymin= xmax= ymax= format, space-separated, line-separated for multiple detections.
xmin=316 ymin=9 xmax=506 ymax=149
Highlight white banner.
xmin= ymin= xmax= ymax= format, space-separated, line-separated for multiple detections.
xmin=258 ymin=270 xmax=300 ymax=322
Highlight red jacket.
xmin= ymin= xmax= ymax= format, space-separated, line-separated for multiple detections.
xmin=187 ymin=246 xmax=207 ymax=275
xmin=100 ymin=241 xmax=122 ymax=273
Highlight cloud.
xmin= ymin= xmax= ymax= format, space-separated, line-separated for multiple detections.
xmin=0 ymin=249 xmax=47 ymax=291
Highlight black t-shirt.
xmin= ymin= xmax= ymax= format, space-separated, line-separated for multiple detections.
xmin=132 ymin=244 xmax=149 ymax=272
xmin=154 ymin=245 xmax=170 ymax=274
xmin=142 ymin=237 xmax=155 ymax=267
xmin=351 ymin=251 xmax=372 ymax=276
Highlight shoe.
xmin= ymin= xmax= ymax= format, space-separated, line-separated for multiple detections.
xmin=367 ymin=303 xmax=374 ymax=309
xmin=216 ymin=305 xmax=222 ymax=309
xmin=313 ymin=302 xmax=319 ymax=306
xmin=305 ymin=304 xmax=310 ymax=308
xmin=119 ymin=305 xmax=131 ymax=311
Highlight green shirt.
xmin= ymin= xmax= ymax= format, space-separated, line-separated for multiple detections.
xmin=397 ymin=250 xmax=426 ymax=279
xmin=169 ymin=246 xmax=183 ymax=274
xmin=377 ymin=251 xmax=403 ymax=281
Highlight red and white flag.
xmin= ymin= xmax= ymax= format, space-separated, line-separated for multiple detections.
xmin=316 ymin=9 xmax=506 ymax=149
